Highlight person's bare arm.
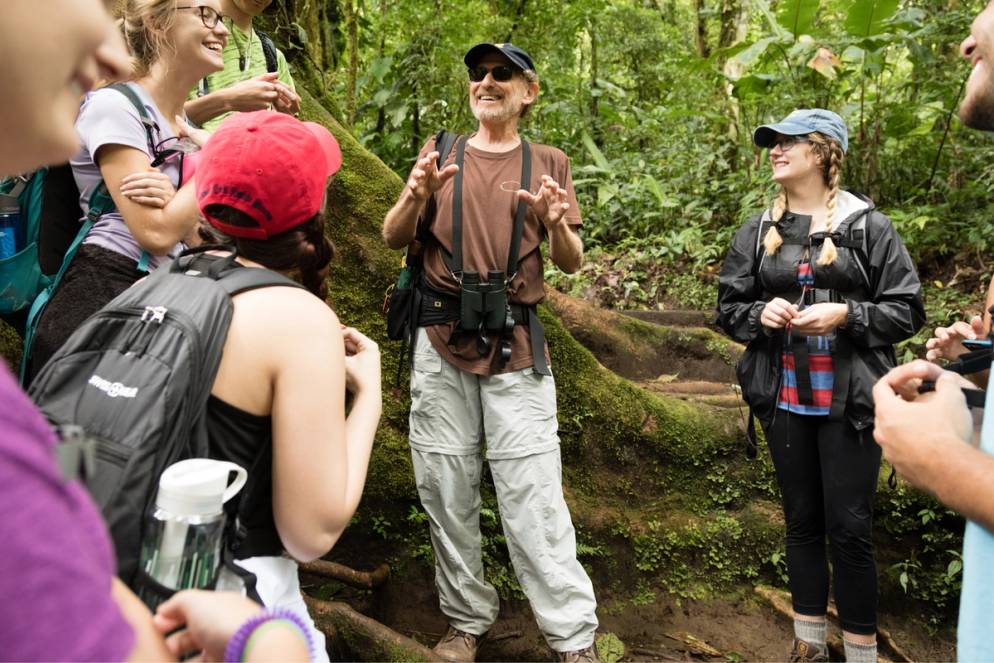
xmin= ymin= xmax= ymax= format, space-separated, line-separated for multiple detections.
xmin=183 ymin=73 xmax=282 ymax=126
xmin=547 ymin=220 xmax=583 ymax=273
xmin=517 ymin=174 xmax=583 ymax=273
xmin=259 ymin=292 xmax=382 ymax=561
xmin=383 ymin=150 xmax=458 ymax=249
xmin=874 ymin=361 xmax=994 ymax=532
xmin=113 ymin=579 xmax=172 ymax=661
xmin=96 ymin=145 xmax=198 ymax=254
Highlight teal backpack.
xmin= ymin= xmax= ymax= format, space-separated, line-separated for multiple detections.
xmin=0 ymin=83 xmax=158 ymax=384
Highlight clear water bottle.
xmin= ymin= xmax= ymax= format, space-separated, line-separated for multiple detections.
xmin=138 ymin=459 xmax=247 ymax=609
xmin=0 ymin=194 xmax=20 ymax=260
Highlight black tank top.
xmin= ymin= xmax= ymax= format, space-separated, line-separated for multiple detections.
xmin=206 ymin=394 xmax=283 ymax=558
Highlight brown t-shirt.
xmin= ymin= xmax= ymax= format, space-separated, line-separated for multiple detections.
xmin=417 ymin=135 xmax=583 ymax=376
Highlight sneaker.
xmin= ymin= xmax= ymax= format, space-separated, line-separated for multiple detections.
xmin=433 ymin=626 xmax=483 ymax=662
xmin=789 ymin=638 xmax=829 ymax=662
xmin=555 ymin=644 xmax=601 ymax=663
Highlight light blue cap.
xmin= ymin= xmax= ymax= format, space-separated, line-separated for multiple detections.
xmin=753 ymin=108 xmax=849 ymax=153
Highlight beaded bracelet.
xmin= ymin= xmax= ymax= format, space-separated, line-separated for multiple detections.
xmin=224 ymin=607 xmax=315 ymax=662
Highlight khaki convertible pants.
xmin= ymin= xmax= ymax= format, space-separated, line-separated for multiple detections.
xmin=409 ymin=331 xmax=599 ymax=652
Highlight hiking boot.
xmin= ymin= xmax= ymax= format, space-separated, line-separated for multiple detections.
xmin=433 ymin=626 xmax=483 ymax=662
xmin=789 ymin=638 xmax=828 ymax=662
xmin=555 ymin=644 xmax=601 ymax=663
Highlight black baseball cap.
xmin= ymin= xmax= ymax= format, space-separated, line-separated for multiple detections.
xmin=464 ymin=42 xmax=535 ymax=72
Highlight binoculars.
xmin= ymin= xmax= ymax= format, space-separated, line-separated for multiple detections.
xmin=460 ymin=271 xmax=515 ymax=362
xmin=460 ymin=271 xmax=515 ymax=334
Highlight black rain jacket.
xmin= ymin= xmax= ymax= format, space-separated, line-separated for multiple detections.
xmin=714 ymin=192 xmax=925 ymax=431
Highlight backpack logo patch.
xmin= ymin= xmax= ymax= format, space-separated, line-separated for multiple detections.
xmin=88 ymin=374 xmax=139 ymax=399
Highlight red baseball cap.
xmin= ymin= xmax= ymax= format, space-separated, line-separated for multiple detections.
xmin=197 ymin=110 xmax=342 ymax=240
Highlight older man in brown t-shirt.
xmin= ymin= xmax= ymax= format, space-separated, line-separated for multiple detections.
xmin=383 ymin=43 xmax=599 ymax=663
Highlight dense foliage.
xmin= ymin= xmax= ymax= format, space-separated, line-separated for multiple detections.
xmin=262 ymin=0 xmax=992 ymax=625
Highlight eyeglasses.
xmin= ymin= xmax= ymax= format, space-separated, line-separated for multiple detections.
xmin=468 ymin=65 xmax=517 ymax=83
xmin=175 ymin=5 xmax=226 ymax=29
xmin=769 ymin=135 xmax=811 ymax=152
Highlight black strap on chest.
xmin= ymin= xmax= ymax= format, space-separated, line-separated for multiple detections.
xmin=449 ymin=136 xmax=532 ymax=277
xmin=425 ymin=137 xmax=550 ymax=375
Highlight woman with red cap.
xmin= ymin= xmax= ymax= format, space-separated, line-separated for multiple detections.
xmin=192 ymin=109 xmax=381 ymax=661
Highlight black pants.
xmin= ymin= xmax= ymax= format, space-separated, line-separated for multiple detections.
xmin=765 ymin=411 xmax=881 ymax=635
xmin=28 ymin=244 xmax=144 ymax=384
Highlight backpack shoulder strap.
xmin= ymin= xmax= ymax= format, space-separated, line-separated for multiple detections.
xmin=506 ymin=139 xmax=531 ymax=276
xmin=417 ymin=130 xmax=459 ymax=241
xmin=754 ymin=209 xmax=772 ymax=264
xmin=832 ymin=208 xmax=872 ymax=289
xmin=255 ymin=29 xmax=280 ymax=74
xmin=105 ymin=83 xmax=158 ymax=158
xmin=215 ymin=265 xmax=307 ymax=297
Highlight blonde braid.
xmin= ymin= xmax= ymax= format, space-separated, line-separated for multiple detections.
xmin=815 ymin=140 xmax=844 ymax=266
xmin=763 ymin=189 xmax=787 ymax=256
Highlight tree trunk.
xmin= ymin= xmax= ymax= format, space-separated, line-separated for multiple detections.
xmin=694 ymin=0 xmax=710 ymax=58
xmin=344 ymin=0 xmax=359 ymax=126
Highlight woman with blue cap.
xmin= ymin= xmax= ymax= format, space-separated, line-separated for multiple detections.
xmin=715 ymin=109 xmax=925 ymax=661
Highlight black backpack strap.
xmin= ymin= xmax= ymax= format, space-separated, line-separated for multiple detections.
xmin=106 ymin=83 xmax=158 ymax=158
xmin=216 ymin=266 xmax=306 ymax=296
xmin=416 ymin=129 xmax=459 ymax=242
xmin=450 ymin=135 xmax=469 ymax=276
xmin=506 ymin=139 xmax=531 ymax=276
xmin=255 ymin=29 xmax=280 ymax=74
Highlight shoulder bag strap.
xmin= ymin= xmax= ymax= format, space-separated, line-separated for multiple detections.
xmin=506 ymin=139 xmax=531 ymax=277
xmin=450 ymin=135 xmax=469 ymax=277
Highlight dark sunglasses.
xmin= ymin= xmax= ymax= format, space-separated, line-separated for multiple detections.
xmin=175 ymin=5 xmax=226 ymax=29
xmin=468 ymin=65 xmax=517 ymax=83
xmin=150 ymin=136 xmax=199 ymax=168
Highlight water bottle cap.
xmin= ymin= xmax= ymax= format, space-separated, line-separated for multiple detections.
xmin=156 ymin=459 xmax=247 ymax=517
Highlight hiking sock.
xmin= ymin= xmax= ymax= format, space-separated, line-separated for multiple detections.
xmin=793 ymin=618 xmax=827 ymax=647
xmin=843 ymin=639 xmax=876 ymax=663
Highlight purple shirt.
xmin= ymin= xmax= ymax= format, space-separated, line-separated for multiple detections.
xmin=72 ymin=82 xmax=185 ymax=268
xmin=0 ymin=362 xmax=133 ymax=660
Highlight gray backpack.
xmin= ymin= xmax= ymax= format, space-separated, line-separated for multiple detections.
xmin=28 ymin=246 xmax=304 ymax=594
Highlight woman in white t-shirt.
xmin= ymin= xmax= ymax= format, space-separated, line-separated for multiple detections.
xmin=29 ymin=0 xmax=229 ymax=380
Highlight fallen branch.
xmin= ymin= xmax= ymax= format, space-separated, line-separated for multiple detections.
xmin=663 ymin=631 xmax=722 ymax=657
xmin=630 ymin=646 xmax=682 ymax=661
xmin=304 ymin=596 xmax=435 ymax=662
xmin=299 ymin=559 xmax=391 ymax=589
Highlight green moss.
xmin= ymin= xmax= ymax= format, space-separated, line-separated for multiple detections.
xmin=0 ymin=320 xmax=21 ymax=373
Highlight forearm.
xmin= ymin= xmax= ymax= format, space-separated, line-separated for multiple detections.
xmin=183 ymin=91 xmax=230 ymax=127
xmin=929 ymin=441 xmax=994 ymax=533
xmin=382 ymin=189 xmax=424 ymax=249
xmin=126 ymin=185 xmax=200 ymax=254
xmin=342 ymin=389 xmax=382 ymax=515
xmin=548 ymin=222 xmax=583 ymax=273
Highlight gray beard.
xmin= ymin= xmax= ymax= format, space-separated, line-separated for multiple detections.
xmin=960 ymin=86 xmax=994 ymax=131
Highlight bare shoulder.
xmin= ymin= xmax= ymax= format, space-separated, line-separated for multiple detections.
xmin=230 ymin=285 xmax=341 ymax=342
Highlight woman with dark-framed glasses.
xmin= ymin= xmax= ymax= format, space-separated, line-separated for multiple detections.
xmin=715 ymin=109 xmax=924 ymax=662
xmin=28 ymin=0 xmax=230 ymax=380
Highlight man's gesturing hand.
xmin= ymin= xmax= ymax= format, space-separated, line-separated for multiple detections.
xmin=406 ymin=150 xmax=459 ymax=203
xmin=517 ymin=174 xmax=570 ymax=230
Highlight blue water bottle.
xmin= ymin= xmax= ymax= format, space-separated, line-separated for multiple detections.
xmin=0 ymin=194 xmax=20 ymax=260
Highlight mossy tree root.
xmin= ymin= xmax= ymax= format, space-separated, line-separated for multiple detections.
xmin=304 ymin=596 xmax=435 ymax=662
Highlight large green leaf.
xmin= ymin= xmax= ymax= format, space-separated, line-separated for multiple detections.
xmin=581 ymin=131 xmax=611 ymax=172
xmin=776 ymin=0 xmax=819 ymax=37
xmin=844 ymin=0 xmax=899 ymax=37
